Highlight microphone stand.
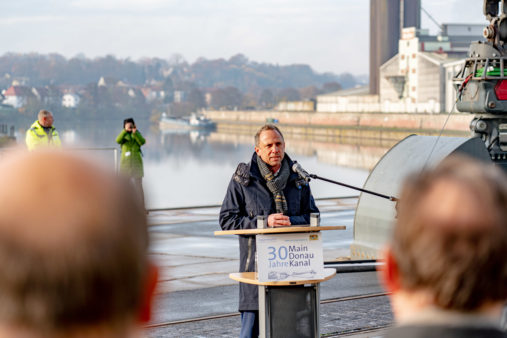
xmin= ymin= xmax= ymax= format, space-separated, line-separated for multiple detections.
xmin=308 ymin=174 xmax=399 ymax=202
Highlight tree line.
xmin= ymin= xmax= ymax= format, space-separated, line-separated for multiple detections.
xmin=0 ymin=53 xmax=363 ymax=117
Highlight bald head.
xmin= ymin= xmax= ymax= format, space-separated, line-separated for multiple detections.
xmin=391 ymin=156 xmax=507 ymax=311
xmin=0 ymin=150 xmax=149 ymax=335
xmin=405 ymin=175 xmax=500 ymax=234
xmin=0 ymin=151 xmax=123 ymax=247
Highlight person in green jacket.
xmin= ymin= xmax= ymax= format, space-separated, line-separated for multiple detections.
xmin=116 ymin=118 xmax=146 ymax=207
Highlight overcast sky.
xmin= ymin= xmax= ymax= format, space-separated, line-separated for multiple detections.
xmin=1 ymin=0 xmax=484 ymax=75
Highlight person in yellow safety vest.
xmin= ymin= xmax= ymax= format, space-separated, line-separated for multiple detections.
xmin=25 ymin=110 xmax=62 ymax=151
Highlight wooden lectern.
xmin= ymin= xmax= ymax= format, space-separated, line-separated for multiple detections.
xmin=215 ymin=225 xmax=345 ymax=338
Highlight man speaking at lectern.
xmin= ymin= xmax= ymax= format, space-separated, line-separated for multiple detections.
xmin=219 ymin=124 xmax=319 ymax=338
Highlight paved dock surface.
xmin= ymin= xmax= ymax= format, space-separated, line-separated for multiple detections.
xmin=147 ymin=295 xmax=391 ymax=337
xmin=144 ymin=198 xmax=394 ymax=337
xmin=146 ymin=272 xmax=393 ymax=337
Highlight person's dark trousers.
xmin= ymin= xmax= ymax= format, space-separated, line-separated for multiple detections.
xmin=240 ymin=311 xmax=259 ymax=338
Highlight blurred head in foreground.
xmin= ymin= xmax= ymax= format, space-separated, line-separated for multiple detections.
xmin=0 ymin=150 xmax=157 ymax=338
xmin=380 ymin=156 xmax=507 ymax=323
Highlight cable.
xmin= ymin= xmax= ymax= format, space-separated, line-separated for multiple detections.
xmin=423 ymin=100 xmax=458 ymax=168
xmin=423 ymin=73 xmax=471 ymax=167
xmin=421 ymin=6 xmax=443 ymax=32
xmin=458 ymin=74 xmax=473 ymax=101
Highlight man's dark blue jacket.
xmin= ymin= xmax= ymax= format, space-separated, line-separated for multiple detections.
xmin=219 ymin=153 xmax=319 ymax=311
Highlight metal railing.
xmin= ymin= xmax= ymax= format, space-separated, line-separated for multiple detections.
xmin=454 ymin=56 xmax=507 ymax=81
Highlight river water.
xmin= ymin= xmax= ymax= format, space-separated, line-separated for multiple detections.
xmin=145 ymin=130 xmax=370 ymax=209
xmin=11 ymin=119 xmax=389 ymax=209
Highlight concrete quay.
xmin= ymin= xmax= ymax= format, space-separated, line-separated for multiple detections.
xmin=205 ymin=110 xmax=472 ymax=136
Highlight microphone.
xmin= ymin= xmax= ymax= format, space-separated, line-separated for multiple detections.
xmin=292 ymin=161 xmax=311 ymax=182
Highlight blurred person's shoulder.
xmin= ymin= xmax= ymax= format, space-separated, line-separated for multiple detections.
xmin=384 ymin=325 xmax=507 ymax=338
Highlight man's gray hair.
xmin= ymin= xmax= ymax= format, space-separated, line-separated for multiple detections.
xmin=393 ymin=155 xmax=507 ymax=311
xmin=254 ymin=124 xmax=284 ymax=146
xmin=38 ymin=109 xmax=52 ymax=119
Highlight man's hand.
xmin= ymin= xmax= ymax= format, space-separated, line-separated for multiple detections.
xmin=268 ymin=213 xmax=291 ymax=227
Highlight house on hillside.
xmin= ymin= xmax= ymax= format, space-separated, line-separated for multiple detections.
xmin=2 ymin=86 xmax=33 ymax=108
xmin=141 ymin=87 xmax=166 ymax=103
xmin=10 ymin=78 xmax=29 ymax=86
xmin=109 ymin=86 xmax=146 ymax=107
xmin=127 ymin=88 xmax=145 ymax=101
xmin=128 ymin=88 xmax=137 ymax=98
xmin=98 ymin=76 xmax=121 ymax=87
xmin=62 ymin=93 xmax=81 ymax=108
xmin=173 ymin=90 xmax=185 ymax=103
xmin=32 ymin=87 xmax=62 ymax=106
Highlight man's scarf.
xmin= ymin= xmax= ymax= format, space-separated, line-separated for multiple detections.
xmin=256 ymin=155 xmax=290 ymax=214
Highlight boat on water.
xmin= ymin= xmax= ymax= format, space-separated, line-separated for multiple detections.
xmin=159 ymin=113 xmax=216 ymax=130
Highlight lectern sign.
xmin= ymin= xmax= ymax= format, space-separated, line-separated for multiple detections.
xmin=256 ymin=232 xmax=324 ymax=282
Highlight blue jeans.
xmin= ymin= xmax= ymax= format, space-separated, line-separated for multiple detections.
xmin=240 ymin=311 xmax=259 ymax=338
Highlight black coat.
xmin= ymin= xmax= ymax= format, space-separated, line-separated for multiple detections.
xmin=219 ymin=153 xmax=319 ymax=311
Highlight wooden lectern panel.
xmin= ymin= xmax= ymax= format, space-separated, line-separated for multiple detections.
xmin=214 ymin=225 xmax=345 ymax=236
xmin=229 ymin=268 xmax=336 ymax=286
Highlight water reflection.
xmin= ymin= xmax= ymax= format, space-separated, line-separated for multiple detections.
xmin=9 ymin=119 xmax=396 ymax=209
xmin=142 ymin=127 xmax=378 ymax=209
xmin=205 ymin=131 xmax=399 ymax=170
